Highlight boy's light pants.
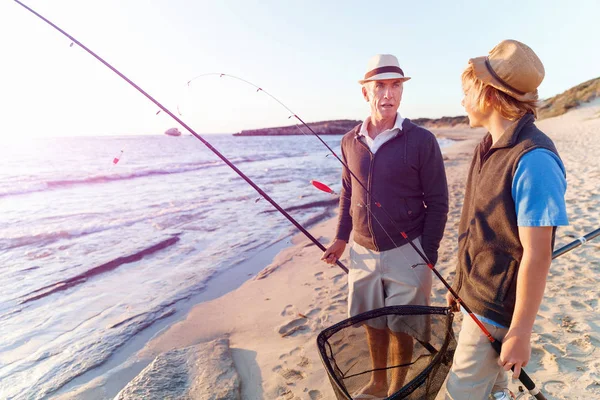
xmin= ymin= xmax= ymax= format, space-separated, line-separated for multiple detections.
xmin=438 ymin=315 xmax=510 ymax=400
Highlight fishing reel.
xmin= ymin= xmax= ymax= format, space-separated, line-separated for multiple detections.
xmin=514 ymin=386 xmax=534 ymax=399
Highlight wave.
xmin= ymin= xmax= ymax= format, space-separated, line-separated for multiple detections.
xmin=0 ymin=161 xmax=222 ymax=199
xmin=19 ymin=236 xmax=180 ymax=305
xmin=261 ymin=197 xmax=339 ymax=213
xmin=1 ymin=207 xmax=192 ymax=250
xmin=0 ymin=152 xmax=299 ymax=199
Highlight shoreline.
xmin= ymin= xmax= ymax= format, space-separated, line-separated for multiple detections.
xmin=53 ymin=238 xmax=299 ymax=399
xmin=55 ymin=127 xmax=486 ymax=399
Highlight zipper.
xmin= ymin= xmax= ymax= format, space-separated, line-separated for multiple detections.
xmin=357 ymin=133 xmax=409 ymax=251
xmin=367 ymin=152 xmax=378 ymax=251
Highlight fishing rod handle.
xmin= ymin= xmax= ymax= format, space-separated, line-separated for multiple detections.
xmin=490 ymin=340 xmax=546 ymax=399
xmin=302 ymin=234 xmax=349 ymax=274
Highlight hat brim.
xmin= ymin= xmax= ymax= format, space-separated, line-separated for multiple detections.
xmin=358 ymin=72 xmax=411 ymax=85
xmin=469 ymin=56 xmax=538 ymax=102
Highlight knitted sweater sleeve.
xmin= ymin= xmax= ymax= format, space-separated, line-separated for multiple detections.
xmin=335 ymin=141 xmax=353 ymax=242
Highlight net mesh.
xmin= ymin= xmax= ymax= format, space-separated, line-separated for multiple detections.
xmin=317 ymin=305 xmax=456 ymax=400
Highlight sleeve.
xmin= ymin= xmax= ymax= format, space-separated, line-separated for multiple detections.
xmin=512 ymin=149 xmax=569 ymax=227
xmin=419 ymin=133 xmax=449 ymax=265
xmin=335 ymin=140 xmax=353 ymax=242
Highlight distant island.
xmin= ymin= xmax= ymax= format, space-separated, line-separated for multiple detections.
xmin=233 ymin=116 xmax=469 ymax=137
xmin=233 ymin=119 xmax=362 ymax=136
xmin=233 ymin=77 xmax=599 ymax=136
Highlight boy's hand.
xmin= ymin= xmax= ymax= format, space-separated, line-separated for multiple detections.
xmin=498 ymin=328 xmax=531 ymax=379
xmin=446 ymin=292 xmax=459 ymax=312
xmin=321 ymin=239 xmax=346 ymax=265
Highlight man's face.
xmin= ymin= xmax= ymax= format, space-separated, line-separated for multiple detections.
xmin=461 ymin=81 xmax=487 ymax=128
xmin=362 ymin=79 xmax=403 ymax=120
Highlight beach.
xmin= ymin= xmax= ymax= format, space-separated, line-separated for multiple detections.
xmin=3 ymin=1 xmax=599 ymax=398
xmin=8 ymin=104 xmax=599 ymax=399
xmin=113 ymin=104 xmax=600 ymax=400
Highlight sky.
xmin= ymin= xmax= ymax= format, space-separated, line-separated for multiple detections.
xmin=1 ymin=0 xmax=599 ymax=139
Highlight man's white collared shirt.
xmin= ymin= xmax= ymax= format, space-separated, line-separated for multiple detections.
xmin=357 ymin=113 xmax=405 ymax=154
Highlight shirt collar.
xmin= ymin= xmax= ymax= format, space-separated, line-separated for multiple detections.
xmin=491 ymin=113 xmax=536 ymax=150
xmin=358 ymin=112 xmax=404 ymax=138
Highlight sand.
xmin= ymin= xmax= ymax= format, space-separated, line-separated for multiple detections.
xmin=80 ymin=104 xmax=599 ymax=399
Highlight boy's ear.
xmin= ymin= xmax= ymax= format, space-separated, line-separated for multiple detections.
xmin=483 ymin=90 xmax=494 ymax=111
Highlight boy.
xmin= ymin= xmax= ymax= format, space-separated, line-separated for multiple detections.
xmin=444 ymin=40 xmax=568 ymax=399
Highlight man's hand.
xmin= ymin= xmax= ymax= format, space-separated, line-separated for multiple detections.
xmin=321 ymin=239 xmax=346 ymax=265
xmin=498 ymin=328 xmax=531 ymax=379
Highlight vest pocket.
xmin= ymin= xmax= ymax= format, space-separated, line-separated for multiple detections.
xmin=469 ymin=251 xmax=518 ymax=303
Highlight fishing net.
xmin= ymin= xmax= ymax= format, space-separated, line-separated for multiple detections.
xmin=317 ymin=305 xmax=456 ymax=400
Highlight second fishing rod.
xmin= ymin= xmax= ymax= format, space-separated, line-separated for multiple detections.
xmin=182 ymin=73 xmax=548 ymax=399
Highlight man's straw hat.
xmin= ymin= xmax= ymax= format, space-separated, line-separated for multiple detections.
xmin=358 ymin=54 xmax=411 ymax=84
xmin=469 ymin=39 xmax=544 ymax=102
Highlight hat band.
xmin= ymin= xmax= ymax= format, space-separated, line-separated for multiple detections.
xmin=484 ymin=58 xmax=526 ymax=96
xmin=364 ymin=66 xmax=405 ymax=80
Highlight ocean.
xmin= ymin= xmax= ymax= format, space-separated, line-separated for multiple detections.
xmin=0 ymin=133 xmax=452 ymax=398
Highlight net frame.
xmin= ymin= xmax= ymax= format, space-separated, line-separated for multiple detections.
xmin=317 ymin=305 xmax=456 ymax=400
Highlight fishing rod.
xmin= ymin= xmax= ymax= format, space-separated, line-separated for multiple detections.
xmin=182 ymin=75 xmax=548 ymax=398
xmin=12 ymin=0 xmax=349 ymax=274
xmin=552 ymin=228 xmax=600 ymax=259
xmin=14 ymin=2 xmax=548 ymax=397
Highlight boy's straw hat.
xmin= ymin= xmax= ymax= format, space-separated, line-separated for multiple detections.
xmin=469 ymin=39 xmax=544 ymax=102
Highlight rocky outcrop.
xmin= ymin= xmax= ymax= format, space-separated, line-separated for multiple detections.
xmin=116 ymin=338 xmax=240 ymax=400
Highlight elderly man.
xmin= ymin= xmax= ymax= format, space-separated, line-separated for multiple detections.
xmin=322 ymin=54 xmax=449 ymax=398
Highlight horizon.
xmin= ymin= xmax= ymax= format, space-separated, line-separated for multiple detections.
xmin=1 ymin=0 xmax=599 ymax=141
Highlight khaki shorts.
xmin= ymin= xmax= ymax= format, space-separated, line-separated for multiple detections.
xmin=348 ymin=238 xmax=432 ymax=334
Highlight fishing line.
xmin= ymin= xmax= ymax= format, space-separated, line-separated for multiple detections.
xmin=13 ymin=0 xmax=348 ymax=274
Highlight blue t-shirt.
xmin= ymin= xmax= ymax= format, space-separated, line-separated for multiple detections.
xmin=467 ymin=148 xmax=569 ymax=328
xmin=512 ymin=149 xmax=569 ymax=227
